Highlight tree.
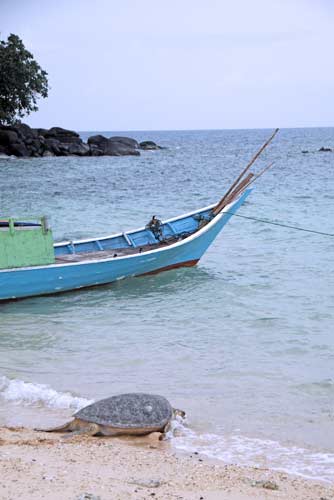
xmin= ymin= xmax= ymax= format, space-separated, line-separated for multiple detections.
xmin=0 ymin=33 xmax=48 ymax=125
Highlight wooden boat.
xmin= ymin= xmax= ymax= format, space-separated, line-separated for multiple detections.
xmin=0 ymin=190 xmax=250 ymax=301
xmin=0 ymin=130 xmax=278 ymax=301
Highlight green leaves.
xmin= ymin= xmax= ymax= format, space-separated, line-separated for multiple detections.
xmin=0 ymin=33 xmax=49 ymax=124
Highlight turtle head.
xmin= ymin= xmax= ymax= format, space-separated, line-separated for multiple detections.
xmin=173 ymin=408 xmax=186 ymax=419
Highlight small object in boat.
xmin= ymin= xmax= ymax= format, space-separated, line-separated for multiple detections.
xmin=146 ymin=215 xmax=163 ymax=241
xmin=36 ymin=393 xmax=186 ymax=440
xmin=113 ymin=253 xmax=117 ymax=258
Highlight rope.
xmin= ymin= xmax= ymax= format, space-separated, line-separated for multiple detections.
xmin=225 ymin=211 xmax=334 ymax=237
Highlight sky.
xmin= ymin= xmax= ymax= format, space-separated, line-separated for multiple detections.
xmin=1 ymin=0 xmax=334 ymax=130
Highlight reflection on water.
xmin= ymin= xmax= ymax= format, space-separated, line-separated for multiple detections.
xmin=0 ymin=266 xmax=214 ymax=316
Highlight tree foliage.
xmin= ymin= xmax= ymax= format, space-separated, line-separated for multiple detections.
xmin=0 ymin=34 xmax=49 ymax=125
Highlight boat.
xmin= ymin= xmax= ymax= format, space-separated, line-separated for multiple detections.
xmin=0 ymin=129 xmax=278 ymax=301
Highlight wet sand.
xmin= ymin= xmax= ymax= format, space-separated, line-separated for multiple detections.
xmin=0 ymin=427 xmax=333 ymax=499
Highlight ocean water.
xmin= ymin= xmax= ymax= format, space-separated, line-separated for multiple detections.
xmin=0 ymin=128 xmax=334 ymax=482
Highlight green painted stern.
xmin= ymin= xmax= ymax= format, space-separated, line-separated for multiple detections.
xmin=0 ymin=217 xmax=55 ymax=269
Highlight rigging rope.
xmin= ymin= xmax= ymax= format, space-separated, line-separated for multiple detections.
xmin=225 ymin=212 xmax=334 ymax=237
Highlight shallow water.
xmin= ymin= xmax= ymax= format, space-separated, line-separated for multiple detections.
xmin=1 ymin=128 xmax=334 ymax=481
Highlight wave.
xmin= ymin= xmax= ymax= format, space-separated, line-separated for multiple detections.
xmin=170 ymin=418 xmax=334 ymax=483
xmin=0 ymin=375 xmax=92 ymax=410
xmin=295 ymin=378 xmax=334 ymax=395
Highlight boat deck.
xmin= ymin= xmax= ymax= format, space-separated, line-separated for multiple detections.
xmin=54 ymin=240 xmax=175 ymax=264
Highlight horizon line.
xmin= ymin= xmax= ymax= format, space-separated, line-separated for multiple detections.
xmin=75 ymin=125 xmax=334 ymax=133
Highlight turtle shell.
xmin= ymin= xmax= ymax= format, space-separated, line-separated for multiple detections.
xmin=74 ymin=393 xmax=173 ymax=429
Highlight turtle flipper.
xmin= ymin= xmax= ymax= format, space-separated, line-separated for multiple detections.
xmin=63 ymin=422 xmax=100 ymax=439
xmin=35 ymin=420 xmax=74 ymax=433
xmin=159 ymin=420 xmax=172 ymax=441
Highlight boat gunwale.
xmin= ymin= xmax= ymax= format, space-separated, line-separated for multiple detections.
xmin=53 ymin=202 xmax=218 ymax=248
xmin=0 ymin=191 xmax=251 ymax=274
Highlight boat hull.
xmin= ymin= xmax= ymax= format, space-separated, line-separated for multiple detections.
xmin=0 ymin=190 xmax=251 ymax=301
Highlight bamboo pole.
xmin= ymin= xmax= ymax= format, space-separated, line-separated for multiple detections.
xmin=213 ymin=128 xmax=279 ymax=215
xmin=220 ymin=162 xmax=275 ymax=211
xmin=241 ymin=162 xmax=274 ymax=190
xmin=222 ymin=173 xmax=254 ymax=206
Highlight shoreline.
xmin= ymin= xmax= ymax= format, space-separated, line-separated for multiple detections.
xmin=0 ymin=427 xmax=333 ymax=499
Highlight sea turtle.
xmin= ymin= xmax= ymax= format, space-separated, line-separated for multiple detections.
xmin=38 ymin=393 xmax=185 ymax=439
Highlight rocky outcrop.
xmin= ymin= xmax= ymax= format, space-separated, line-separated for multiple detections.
xmin=0 ymin=128 xmax=29 ymax=156
xmin=139 ymin=140 xmax=163 ymax=150
xmin=0 ymin=122 xmax=163 ymax=158
xmin=87 ymin=135 xmax=140 ymax=156
xmin=42 ymin=127 xmax=83 ymax=144
xmin=109 ymin=136 xmax=139 ymax=149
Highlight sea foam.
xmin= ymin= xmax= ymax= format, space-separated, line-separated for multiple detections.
xmin=171 ymin=418 xmax=334 ymax=483
xmin=0 ymin=375 xmax=92 ymax=410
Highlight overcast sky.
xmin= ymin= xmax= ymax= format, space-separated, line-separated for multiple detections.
xmin=1 ymin=0 xmax=334 ymax=130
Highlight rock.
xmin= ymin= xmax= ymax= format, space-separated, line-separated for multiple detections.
xmin=89 ymin=144 xmax=104 ymax=156
xmin=0 ymin=124 xmax=37 ymax=156
xmin=66 ymin=142 xmax=90 ymax=156
xmin=46 ymin=126 xmax=79 ymax=138
xmin=33 ymin=128 xmax=49 ymax=137
xmin=87 ymin=134 xmax=109 ymax=148
xmin=319 ymin=147 xmax=332 ymax=152
xmin=87 ymin=134 xmax=140 ymax=156
xmin=0 ymin=128 xmax=19 ymax=146
xmin=106 ymin=141 xmax=140 ymax=156
xmin=30 ymin=138 xmax=43 ymax=154
xmin=15 ymin=123 xmax=38 ymax=139
xmin=109 ymin=136 xmax=139 ymax=149
xmin=130 ymin=479 xmax=163 ymax=488
xmin=26 ymin=143 xmax=39 ymax=156
xmin=44 ymin=138 xmax=62 ymax=156
xmin=45 ymin=127 xmax=82 ymax=144
xmin=0 ymin=123 xmax=150 ymax=158
xmin=251 ymin=480 xmax=279 ymax=490
xmin=262 ymin=480 xmax=279 ymax=490
xmin=57 ymin=143 xmax=71 ymax=156
xmin=139 ymin=140 xmax=162 ymax=150
xmin=10 ymin=141 xmax=29 ymax=157
xmin=0 ymin=125 xmax=31 ymax=156
xmin=42 ymin=150 xmax=55 ymax=157
xmin=75 ymin=494 xmax=101 ymax=500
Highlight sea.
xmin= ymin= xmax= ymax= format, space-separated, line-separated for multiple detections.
xmin=0 ymin=128 xmax=333 ymax=482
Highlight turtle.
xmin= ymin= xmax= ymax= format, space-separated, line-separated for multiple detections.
xmin=37 ymin=393 xmax=185 ymax=440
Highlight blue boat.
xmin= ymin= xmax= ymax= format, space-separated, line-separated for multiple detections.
xmin=0 ymin=129 xmax=278 ymax=301
xmin=0 ymin=189 xmax=251 ymax=301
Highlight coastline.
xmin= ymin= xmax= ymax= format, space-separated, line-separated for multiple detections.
xmin=0 ymin=427 xmax=333 ymax=499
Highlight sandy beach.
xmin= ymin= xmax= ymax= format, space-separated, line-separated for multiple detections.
xmin=0 ymin=427 xmax=332 ymax=500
